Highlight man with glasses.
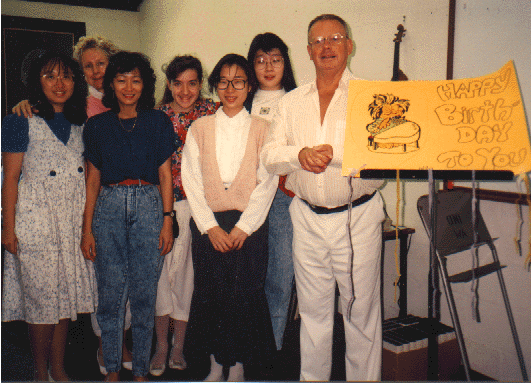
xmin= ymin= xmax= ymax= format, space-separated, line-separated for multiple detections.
xmin=261 ymin=14 xmax=385 ymax=381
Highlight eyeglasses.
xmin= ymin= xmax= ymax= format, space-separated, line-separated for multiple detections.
xmin=41 ymin=73 xmax=75 ymax=85
xmin=255 ymin=55 xmax=284 ymax=70
xmin=217 ymin=79 xmax=247 ymax=90
xmin=309 ymin=33 xmax=346 ymax=47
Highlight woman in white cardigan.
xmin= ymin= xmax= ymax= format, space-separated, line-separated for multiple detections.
xmin=181 ymin=53 xmax=278 ymax=381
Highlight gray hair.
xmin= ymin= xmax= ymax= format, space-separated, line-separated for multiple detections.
xmin=73 ymin=36 xmax=120 ymax=64
xmin=307 ymin=14 xmax=350 ymax=41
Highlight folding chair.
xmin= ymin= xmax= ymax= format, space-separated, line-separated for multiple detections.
xmin=417 ymin=189 xmax=528 ymax=381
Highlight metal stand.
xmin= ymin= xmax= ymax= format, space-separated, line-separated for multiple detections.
xmin=360 ymin=169 xmax=528 ymax=381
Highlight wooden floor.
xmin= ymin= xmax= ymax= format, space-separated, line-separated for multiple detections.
xmin=1 ymin=313 xmax=493 ymax=381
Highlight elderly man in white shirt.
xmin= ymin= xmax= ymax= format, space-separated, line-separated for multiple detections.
xmin=261 ymin=14 xmax=385 ymax=381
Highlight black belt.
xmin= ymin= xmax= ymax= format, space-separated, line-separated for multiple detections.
xmin=302 ymin=191 xmax=376 ymax=214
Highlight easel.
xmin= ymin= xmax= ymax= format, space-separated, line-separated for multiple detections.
xmin=360 ymin=168 xmax=528 ymax=381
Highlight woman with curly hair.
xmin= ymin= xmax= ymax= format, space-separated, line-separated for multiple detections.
xmin=149 ymin=55 xmax=219 ymax=376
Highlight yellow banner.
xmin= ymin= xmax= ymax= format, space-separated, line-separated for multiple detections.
xmin=342 ymin=61 xmax=531 ymax=176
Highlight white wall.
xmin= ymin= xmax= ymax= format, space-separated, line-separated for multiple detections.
xmin=139 ymin=1 xmax=530 ymax=380
xmin=138 ymin=0 xmax=450 ymax=101
xmin=3 ymin=0 xmax=530 ymax=380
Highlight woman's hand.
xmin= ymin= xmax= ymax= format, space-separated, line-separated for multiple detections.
xmin=81 ymin=162 xmax=101 ymax=262
xmin=207 ymin=226 xmax=233 ymax=253
xmin=1 ymin=228 xmax=19 ymax=255
xmin=228 ymin=227 xmax=248 ymax=251
xmin=81 ymin=232 xmax=97 ymax=261
xmin=159 ymin=217 xmax=174 ymax=256
xmin=157 ymin=158 xmax=174 ymax=256
xmin=12 ymin=100 xmax=37 ymax=118
xmin=2 ymin=152 xmax=24 ymax=256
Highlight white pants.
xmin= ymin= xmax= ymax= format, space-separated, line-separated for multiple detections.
xmin=155 ymin=200 xmax=194 ymax=320
xmin=290 ymin=193 xmax=385 ymax=381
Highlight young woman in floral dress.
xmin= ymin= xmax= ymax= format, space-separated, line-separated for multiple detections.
xmin=149 ymin=55 xmax=219 ymax=376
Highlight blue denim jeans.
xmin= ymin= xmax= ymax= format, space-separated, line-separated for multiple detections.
xmin=265 ymin=188 xmax=294 ymax=350
xmin=93 ymin=185 xmax=164 ymax=377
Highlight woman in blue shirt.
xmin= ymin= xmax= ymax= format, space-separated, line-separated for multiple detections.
xmin=81 ymin=51 xmax=175 ymax=382
xmin=1 ymin=50 xmax=92 ymax=381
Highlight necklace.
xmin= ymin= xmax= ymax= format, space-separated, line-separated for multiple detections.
xmin=118 ymin=116 xmax=137 ymax=132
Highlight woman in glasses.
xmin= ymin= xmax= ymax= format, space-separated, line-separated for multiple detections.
xmin=12 ymin=37 xmax=135 ymax=376
xmin=13 ymin=36 xmax=120 ymax=120
xmin=246 ymin=33 xmax=297 ymax=353
xmin=181 ymin=54 xmax=278 ymax=381
xmin=2 ymin=50 xmax=93 ymax=381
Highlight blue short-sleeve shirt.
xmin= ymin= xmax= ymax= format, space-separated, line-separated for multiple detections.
xmin=83 ymin=109 xmax=176 ymax=185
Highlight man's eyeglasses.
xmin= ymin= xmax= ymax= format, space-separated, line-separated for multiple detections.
xmin=217 ymin=79 xmax=247 ymax=90
xmin=309 ymin=33 xmax=346 ymax=47
xmin=255 ymin=56 xmax=284 ymax=70
xmin=41 ymin=73 xmax=75 ymax=85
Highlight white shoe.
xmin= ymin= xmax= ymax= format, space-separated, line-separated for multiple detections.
xmin=97 ymin=349 xmax=107 ymax=375
xmin=204 ymin=354 xmax=224 ymax=381
xmin=168 ymin=335 xmax=187 ymax=370
xmin=227 ymin=362 xmax=244 ymax=382
xmin=149 ymin=359 xmax=166 ymax=377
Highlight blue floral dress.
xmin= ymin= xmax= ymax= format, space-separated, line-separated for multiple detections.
xmin=2 ymin=116 xmax=96 ymax=324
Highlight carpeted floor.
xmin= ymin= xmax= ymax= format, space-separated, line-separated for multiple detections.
xmin=1 ymin=312 xmax=493 ymax=381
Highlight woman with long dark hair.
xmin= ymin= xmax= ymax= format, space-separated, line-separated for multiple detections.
xmin=246 ymin=32 xmax=298 ymax=352
xmin=2 ymin=50 xmax=93 ymax=381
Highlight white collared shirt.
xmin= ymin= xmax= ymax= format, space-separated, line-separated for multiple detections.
xmin=182 ymin=108 xmax=278 ymax=234
xmin=88 ymin=85 xmax=103 ymax=100
xmin=261 ymin=68 xmax=383 ymax=208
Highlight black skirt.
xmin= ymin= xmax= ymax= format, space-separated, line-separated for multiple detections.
xmin=184 ymin=210 xmax=275 ymax=372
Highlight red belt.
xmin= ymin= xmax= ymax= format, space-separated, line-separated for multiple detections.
xmin=109 ymin=179 xmax=152 ymax=186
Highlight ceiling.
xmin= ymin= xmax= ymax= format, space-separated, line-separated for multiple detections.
xmin=20 ymin=0 xmax=145 ymax=12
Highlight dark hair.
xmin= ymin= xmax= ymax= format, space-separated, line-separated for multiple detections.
xmin=102 ymin=51 xmax=156 ymax=112
xmin=308 ymin=14 xmax=350 ymax=40
xmin=159 ymin=55 xmax=205 ymax=106
xmin=245 ymin=32 xmax=297 ymax=111
xmin=208 ymin=54 xmax=256 ymax=105
xmin=24 ymin=50 xmax=87 ymax=125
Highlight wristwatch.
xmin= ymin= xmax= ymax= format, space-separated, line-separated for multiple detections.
xmin=163 ymin=211 xmax=175 ymax=218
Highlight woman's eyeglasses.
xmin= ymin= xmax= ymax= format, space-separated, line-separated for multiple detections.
xmin=254 ymin=56 xmax=284 ymax=70
xmin=41 ymin=73 xmax=75 ymax=85
xmin=217 ymin=79 xmax=247 ymax=90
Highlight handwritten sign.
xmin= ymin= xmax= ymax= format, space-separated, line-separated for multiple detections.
xmin=342 ymin=61 xmax=531 ymax=176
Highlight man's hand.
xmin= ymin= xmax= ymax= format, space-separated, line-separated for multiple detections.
xmin=228 ymin=227 xmax=248 ymax=251
xmin=207 ymin=226 xmax=233 ymax=253
xmin=298 ymin=144 xmax=333 ymax=174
